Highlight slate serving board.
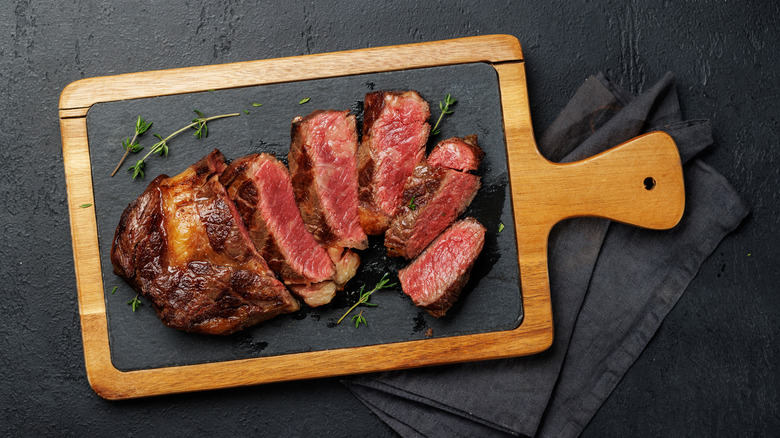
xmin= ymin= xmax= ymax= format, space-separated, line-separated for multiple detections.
xmin=86 ymin=62 xmax=522 ymax=371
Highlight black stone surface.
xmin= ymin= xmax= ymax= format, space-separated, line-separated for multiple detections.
xmin=86 ymin=63 xmax=521 ymax=371
xmin=1 ymin=1 xmax=777 ymax=436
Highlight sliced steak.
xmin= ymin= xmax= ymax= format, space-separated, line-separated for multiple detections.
xmin=289 ymin=110 xmax=367 ymax=250
xmin=427 ymin=135 xmax=485 ymax=172
xmin=111 ymin=150 xmax=299 ymax=335
xmin=288 ymin=110 xmax=366 ymax=296
xmin=385 ymin=164 xmax=481 ymax=260
xmin=358 ymin=90 xmax=430 ymax=235
xmin=398 ymin=218 xmax=486 ymax=317
xmin=220 ymin=153 xmax=336 ymax=307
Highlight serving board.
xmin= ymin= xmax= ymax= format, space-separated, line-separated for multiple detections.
xmin=59 ymin=35 xmax=685 ymax=400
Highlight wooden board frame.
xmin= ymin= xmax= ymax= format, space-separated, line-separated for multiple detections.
xmin=59 ymin=35 xmax=685 ymax=400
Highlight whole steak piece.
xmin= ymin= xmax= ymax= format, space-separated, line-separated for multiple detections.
xmin=220 ymin=153 xmax=337 ymax=307
xmin=398 ymin=218 xmax=486 ymax=318
xmin=111 ymin=150 xmax=299 ymax=335
xmin=358 ymin=90 xmax=430 ymax=235
xmin=289 ymin=110 xmax=367 ymax=294
xmin=384 ymin=164 xmax=481 ymax=260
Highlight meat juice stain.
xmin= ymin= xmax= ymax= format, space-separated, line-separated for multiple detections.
xmin=232 ymin=332 xmax=269 ymax=354
xmin=412 ymin=311 xmax=428 ymax=334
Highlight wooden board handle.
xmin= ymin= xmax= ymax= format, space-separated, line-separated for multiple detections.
xmin=541 ymin=131 xmax=685 ymax=230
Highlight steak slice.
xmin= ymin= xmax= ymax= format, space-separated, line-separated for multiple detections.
xmin=358 ymin=90 xmax=430 ymax=235
xmin=398 ymin=218 xmax=486 ymax=318
xmin=385 ymin=164 xmax=481 ymax=260
xmin=427 ymin=135 xmax=485 ymax=172
xmin=111 ymin=150 xmax=299 ymax=335
xmin=289 ymin=110 xmax=367 ymax=250
xmin=220 ymin=153 xmax=336 ymax=307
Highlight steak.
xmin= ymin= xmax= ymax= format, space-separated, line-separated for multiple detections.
xmin=385 ymin=165 xmax=481 ymax=260
xmin=398 ymin=218 xmax=486 ymax=317
xmin=358 ymin=90 xmax=430 ymax=235
xmin=111 ymin=150 xmax=299 ymax=335
xmin=289 ymin=110 xmax=367 ymax=250
xmin=427 ymin=135 xmax=484 ymax=172
xmin=289 ymin=110 xmax=367 ymax=295
xmin=220 ymin=153 xmax=337 ymax=306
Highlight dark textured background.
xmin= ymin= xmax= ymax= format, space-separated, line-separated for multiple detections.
xmin=1 ymin=1 xmax=777 ymax=436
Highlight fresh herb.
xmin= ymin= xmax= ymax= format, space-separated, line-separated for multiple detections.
xmin=252 ymin=103 xmax=263 ymax=107
xmin=498 ymin=222 xmax=505 ymax=233
xmin=337 ymin=273 xmax=397 ymax=325
xmin=128 ymin=293 xmax=142 ymax=311
xmin=352 ymin=310 xmax=367 ymax=328
xmin=431 ymin=93 xmax=457 ymax=135
xmin=127 ymin=110 xmax=239 ymax=179
xmin=111 ymin=286 xmax=117 ymax=295
xmin=299 ymin=97 xmax=311 ymax=105
xmin=79 ymin=203 xmax=92 ymax=208
xmin=243 ymin=110 xmax=250 ymax=114
xmin=408 ymin=196 xmax=417 ymax=211
xmin=111 ymin=116 xmax=153 ymax=177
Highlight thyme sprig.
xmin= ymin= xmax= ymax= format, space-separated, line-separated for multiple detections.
xmin=128 ymin=293 xmax=142 ymax=312
xmin=337 ymin=273 xmax=397 ymax=325
xmin=111 ymin=116 xmax=153 ymax=177
xmin=431 ymin=93 xmax=457 ymax=136
xmin=352 ymin=310 xmax=367 ymax=328
xmin=127 ymin=110 xmax=239 ymax=179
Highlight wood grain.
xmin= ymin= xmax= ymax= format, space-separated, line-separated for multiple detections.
xmin=59 ymin=35 xmax=684 ymax=400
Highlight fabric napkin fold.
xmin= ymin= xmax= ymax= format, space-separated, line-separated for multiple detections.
xmin=342 ymin=72 xmax=749 ymax=438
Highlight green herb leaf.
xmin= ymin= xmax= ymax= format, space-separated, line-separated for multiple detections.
xmin=408 ymin=195 xmax=417 ymax=211
xmin=498 ymin=222 xmax=505 ymax=233
xmin=299 ymin=97 xmax=311 ymax=105
xmin=111 ymin=286 xmax=117 ymax=295
xmin=352 ymin=310 xmax=367 ymax=328
xmin=431 ymin=93 xmax=457 ymax=136
xmin=252 ymin=103 xmax=263 ymax=107
xmin=79 ymin=203 xmax=92 ymax=208
xmin=111 ymin=116 xmax=153 ymax=177
xmin=128 ymin=293 xmax=142 ymax=312
xmin=243 ymin=110 xmax=250 ymax=114
xmin=337 ymin=273 xmax=398 ymax=325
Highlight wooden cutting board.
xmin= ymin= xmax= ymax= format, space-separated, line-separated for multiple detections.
xmin=59 ymin=35 xmax=684 ymax=400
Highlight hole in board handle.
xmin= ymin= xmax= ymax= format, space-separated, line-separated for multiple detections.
xmin=643 ymin=177 xmax=656 ymax=190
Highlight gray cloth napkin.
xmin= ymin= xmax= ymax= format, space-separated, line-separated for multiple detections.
xmin=343 ymin=72 xmax=749 ymax=438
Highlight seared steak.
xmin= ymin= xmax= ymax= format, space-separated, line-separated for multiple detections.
xmin=288 ymin=110 xmax=367 ymax=295
xmin=398 ymin=218 xmax=486 ymax=317
xmin=358 ymin=91 xmax=430 ymax=235
xmin=289 ymin=110 xmax=367 ymax=250
xmin=111 ymin=150 xmax=299 ymax=335
xmin=385 ymin=165 xmax=481 ymax=260
xmin=427 ymin=135 xmax=484 ymax=172
xmin=220 ymin=153 xmax=337 ymax=306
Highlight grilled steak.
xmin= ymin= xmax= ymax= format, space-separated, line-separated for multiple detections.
xmin=427 ymin=135 xmax=484 ymax=172
xmin=111 ymin=150 xmax=299 ymax=335
xmin=220 ymin=153 xmax=337 ymax=306
xmin=398 ymin=218 xmax=486 ymax=317
xmin=289 ymin=110 xmax=367 ymax=250
xmin=358 ymin=90 xmax=430 ymax=235
xmin=289 ymin=110 xmax=367 ymax=295
xmin=385 ymin=164 xmax=481 ymax=259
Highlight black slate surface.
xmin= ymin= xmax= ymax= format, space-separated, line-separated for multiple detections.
xmin=1 ymin=1 xmax=777 ymax=436
xmin=86 ymin=63 xmax=521 ymax=371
